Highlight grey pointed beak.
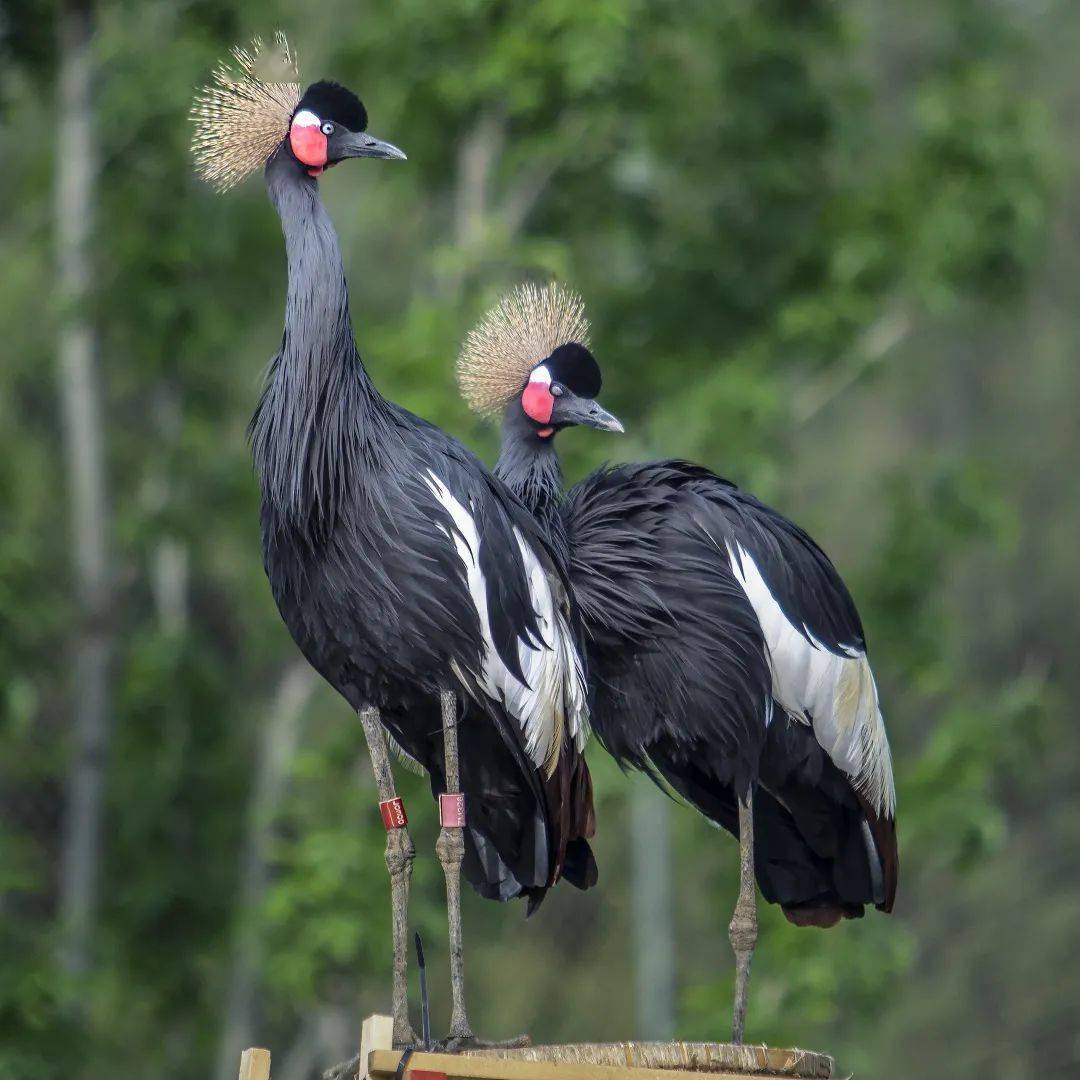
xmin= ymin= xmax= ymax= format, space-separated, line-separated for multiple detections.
xmin=337 ymin=131 xmax=407 ymax=161
xmin=587 ymin=402 xmax=625 ymax=433
xmin=557 ymin=394 xmax=624 ymax=433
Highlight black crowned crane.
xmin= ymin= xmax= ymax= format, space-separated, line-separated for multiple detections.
xmin=457 ymin=284 xmax=898 ymax=1043
xmin=191 ymin=41 xmax=595 ymax=1047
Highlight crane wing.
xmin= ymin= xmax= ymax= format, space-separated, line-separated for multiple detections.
xmin=423 ymin=469 xmax=588 ymax=773
xmin=561 ymin=465 xmax=680 ymax=652
xmin=561 ymin=463 xmax=775 ymax=796
xmin=695 ymin=479 xmax=896 ymax=819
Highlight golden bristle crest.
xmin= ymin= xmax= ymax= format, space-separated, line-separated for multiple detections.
xmin=457 ymin=283 xmax=591 ymax=418
xmin=190 ymin=33 xmax=302 ymax=192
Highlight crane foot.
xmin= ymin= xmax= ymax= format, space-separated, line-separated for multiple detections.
xmin=434 ymin=1033 xmax=532 ymax=1052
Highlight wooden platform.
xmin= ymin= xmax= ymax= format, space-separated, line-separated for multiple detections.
xmin=237 ymin=1014 xmax=836 ymax=1080
xmin=367 ymin=1043 xmax=834 ymax=1080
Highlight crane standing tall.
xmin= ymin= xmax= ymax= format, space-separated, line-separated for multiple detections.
xmin=458 ymin=284 xmax=898 ymax=1043
xmin=192 ymin=43 xmax=595 ymax=1047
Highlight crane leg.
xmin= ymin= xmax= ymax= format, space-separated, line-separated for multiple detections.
xmin=359 ymin=706 xmax=418 ymax=1048
xmin=432 ymin=691 xmax=529 ymax=1052
xmin=436 ymin=690 xmax=474 ymax=1044
xmin=729 ymin=790 xmax=758 ymax=1045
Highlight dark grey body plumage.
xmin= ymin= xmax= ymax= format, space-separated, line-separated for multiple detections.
xmin=252 ymin=149 xmax=595 ymax=905
xmin=495 ymin=404 xmax=896 ymax=923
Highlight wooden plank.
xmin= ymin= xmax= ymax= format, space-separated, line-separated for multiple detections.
xmin=463 ymin=1044 xmax=831 ymax=1078
xmin=360 ymin=1014 xmax=396 ymax=1079
xmin=239 ymin=1047 xmax=272 ymax=1080
xmin=368 ymin=1049 xmax=827 ymax=1080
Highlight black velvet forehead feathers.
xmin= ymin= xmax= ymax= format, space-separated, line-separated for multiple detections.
xmin=544 ymin=342 xmax=602 ymax=399
xmin=297 ymin=80 xmax=368 ymax=131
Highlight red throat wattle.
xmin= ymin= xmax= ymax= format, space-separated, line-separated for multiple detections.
xmin=521 ymin=382 xmax=554 ymax=424
xmin=290 ymin=124 xmax=328 ymax=174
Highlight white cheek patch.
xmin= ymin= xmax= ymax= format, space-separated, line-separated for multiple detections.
xmin=291 ymin=109 xmax=321 ymax=129
xmin=529 ymin=365 xmax=552 ymax=385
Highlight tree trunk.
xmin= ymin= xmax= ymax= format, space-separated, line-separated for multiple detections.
xmin=216 ymin=662 xmax=317 ymax=1080
xmin=630 ymin=779 xmax=676 ymax=1039
xmin=55 ymin=0 xmax=111 ymax=980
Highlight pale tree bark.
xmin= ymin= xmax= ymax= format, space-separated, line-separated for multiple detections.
xmin=436 ymin=107 xmax=593 ymax=297
xmin=454 ymin=108 xmax=507 ymax=252
xmin=630 ymin=779 xmax=676 ymax=1039
xmin=792 ymin=307 xmax=911 ymax=424
xmin=498 ymin=114 xmax=591 ymax=239
xmin=215 ymin=661 xmax=318 ymax=1080
xmin=434 ymin=108 xmax=507 ymax=298
xmin=147 ymin=386 xmax=189 ymax=638
xmin=150 ymin=536 xmax=189 ymax=638
xmin=55 ymin=0 xmax=112 ymax=980
xmin=279 ymin=1006 xmax=355 ymax=1080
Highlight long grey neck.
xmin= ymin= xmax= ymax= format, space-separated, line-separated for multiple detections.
xmin=495 ymin=404 xmax=566 ymax=547
xmin=252 ymin=148 xmax=390 ymax=534
xmin=270 ymin=151 xmax=353 ymax=359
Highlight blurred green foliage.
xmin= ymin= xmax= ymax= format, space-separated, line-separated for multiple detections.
xmin=1 ymin=0 xmax=1077 ymax=1077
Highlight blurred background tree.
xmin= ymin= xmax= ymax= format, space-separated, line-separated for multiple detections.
xmin=0 ymin=0 xmax=1076 ymax=1077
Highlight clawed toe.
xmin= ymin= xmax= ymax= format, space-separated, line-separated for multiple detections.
xmin=432 ymin=1034 xmax=471 ymax=1053
xmin=435 ymin=1033 xmax=531 ymax=1052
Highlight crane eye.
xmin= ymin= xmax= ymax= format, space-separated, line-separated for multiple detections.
xmin=321 ymin=122 xmax=335 ymax=136
xmin=550 ymin=384 xmax=564 ymax=397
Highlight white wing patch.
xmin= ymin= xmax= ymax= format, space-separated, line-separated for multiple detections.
xmin=425 ymin=471 xmax=589 ymax=772
xmin=727 ymin=542 xmax=896 ymax=818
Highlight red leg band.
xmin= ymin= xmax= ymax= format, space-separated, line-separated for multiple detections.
xmin=439 ymin=792 xmax=466 ymax=828
xmin=379 ymin=797 xmax=408 ymax=830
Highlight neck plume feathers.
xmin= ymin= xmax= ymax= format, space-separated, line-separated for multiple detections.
xmin=251 ymin=151 xmax=388 ymax=535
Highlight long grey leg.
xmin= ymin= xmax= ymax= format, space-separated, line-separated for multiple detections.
xmin=436 ymin=690 xmax=473 ymax=1042
xmin=729 ymin=791 xmax=758 ymax=1045
xmin=359 ymin=706 xmax=418 ymax=1048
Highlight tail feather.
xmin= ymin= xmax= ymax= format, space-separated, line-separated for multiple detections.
xmin=382 ymin=699 xmax=597 ymax=910
xmin=535 ymin=740 xmax=598 ymax=908
xmin=854 ymin=790 xmax=898 ymax=914
xmin=648 ymin=713 xmax=898 ymax=924
xmin=759 ymin=712 xmax=898 ymax=920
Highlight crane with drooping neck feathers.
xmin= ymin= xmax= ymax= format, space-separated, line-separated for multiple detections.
xmin=458 ymin=283 xmax=898 ymax=1045
xmin=191 ymin=40 xmax=595 ymax=1049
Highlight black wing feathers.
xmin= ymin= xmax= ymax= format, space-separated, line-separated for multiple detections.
xmin=563 ymin=461 xmax=773 ymax=797
xmin=559 ymin=458 xmax=892 ymax=921
xmin=267 ymin=401 xmax=596 ymax=907
xmin=708 ymin=480 xmax=867 ymax=655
